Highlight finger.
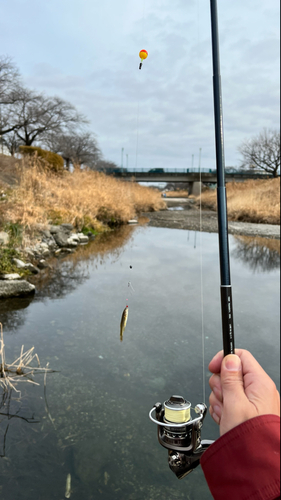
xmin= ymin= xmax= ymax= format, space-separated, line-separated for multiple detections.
xmin=209 ymin=391 xmax=222 ymax=411
xmin=209 ymin=405 xmax=221 ymax=425
xmin=208 ymin=351 xmax=224 ymax=374
xmin=209 ymin=375 xmax=223 ymax=402
xmin=209 ymin=349 xmax=249 ymax=374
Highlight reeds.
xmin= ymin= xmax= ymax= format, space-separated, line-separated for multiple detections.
xmin=0 ymin=322 xmax=54 ymax=395
xmin=199 ymin=178 xmax=280 ymax=225
xmin=4 ymin=157 xmax=166 ymax=236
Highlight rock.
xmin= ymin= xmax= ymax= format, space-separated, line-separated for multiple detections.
xmin=37 ymin=260 xmax=50 ymax=269
xmin=0 ymin=280 xmax=35 ymax=298
xmin=24 ymin=248 xmax=35 ymax=258
xmin=0 ymin=231 xmax=9 ymax=245
xmin=55 ymin=248 xmax=73 ymax=256
xmin=24 ymin=263 xmax=40 ymax=274
xmin=66 ymin=236 xmax=78 ymax=247
xmin=53 ymin=232 xmax=70 ymax=247
xmin=40 ymin=229 xmax=52 ymax=239
xmin=37 ymin=242 xmax=49 ymax=251
xmin=60 ymin=223 xmax=74 ymax=232
xmin=0 ymin=273 xmax=21 ymax=280
xmin=50 ymin=226 xmax=61 ymax=235
xmin=68 ymin=234 xmax=80 ymax=243
xmin=35 ymin=242 xmax=51 ymax=257
xmin=77 ymin=233 xmax=89 ymax=243
xmin=12 ymin=258 xmax=40 ymax=274
xmin=44 ymin=238 xmax=57 ymax=251
xmin=12 ymin=258 xmax=26 ymax=269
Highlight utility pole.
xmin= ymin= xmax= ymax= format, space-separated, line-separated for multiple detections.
xmin=121 ymin=147 xmax=124 ymax=171
xmin=198 ymin=148 xmax=202 ymax=170
xmin=126 ymin=154 xmax=129 ymax=171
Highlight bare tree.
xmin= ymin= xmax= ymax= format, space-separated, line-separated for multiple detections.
xmin=12 ymin=89 xmax=89 ymax=146
xmin=0 ymin=56 xmax=24 ymax=138
xmin=95 ymin=159 xmax=121 ymax=173
xmin=2 ymin=131 xmax=22 ymax=156
xmin=45 ymin=131 xmax=101 ymax=170
xmin=0 ymin=55 xmax=21 ymax=104
xmin=239 ymin=129 xmax=280 ymax=178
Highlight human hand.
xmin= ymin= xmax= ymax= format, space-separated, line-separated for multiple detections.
xmin=208 ymin=349 xmax=280 ymax=436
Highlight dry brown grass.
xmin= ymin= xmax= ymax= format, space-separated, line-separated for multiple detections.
xmin=0 ymin=154 xmax=22 ymax=187
xmin=199 ymin=178 xmax=280 ymax=225
xmin=2 ymin=157 xmax=166 ymax=235
xmin=164 ymin=190 xmax=189 ymax=198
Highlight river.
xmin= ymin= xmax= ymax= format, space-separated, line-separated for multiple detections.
xmin=0 ymin=224 xmax=280 ymax=500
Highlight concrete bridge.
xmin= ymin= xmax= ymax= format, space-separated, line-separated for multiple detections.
xmin=110 ymin=168 xmax=273 ymax=194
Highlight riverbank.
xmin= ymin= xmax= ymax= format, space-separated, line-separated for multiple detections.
xmin=143 ymin=198 xmax=280 ymax=239
xmin=0 ymin=155 xmax=165 ymax=277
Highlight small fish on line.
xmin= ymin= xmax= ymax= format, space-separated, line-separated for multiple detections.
xmin=65 ymin=473 xmax=71 ymax=499
xmin=120 ymin=305 xmax=129 ymax=342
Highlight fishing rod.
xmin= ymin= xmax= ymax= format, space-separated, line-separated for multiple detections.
xmin=149 ymin=0 xmax=235 ymax=479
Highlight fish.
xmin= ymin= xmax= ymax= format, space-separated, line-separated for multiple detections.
xmin=120 ymin=305 xmax=129 ymax=342
xmin=65 ymin=473 xmax=71 ymax=499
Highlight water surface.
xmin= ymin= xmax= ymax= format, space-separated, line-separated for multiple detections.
xmin=0 ymin=226 xmax=279 ymax=500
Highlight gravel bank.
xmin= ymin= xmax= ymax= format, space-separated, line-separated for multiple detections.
xmin=143 ymin=199 xmax=280 ymax=239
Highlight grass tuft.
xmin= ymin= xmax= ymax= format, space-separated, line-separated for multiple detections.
xmin=198 ymin=178 xmax=280 ymax=225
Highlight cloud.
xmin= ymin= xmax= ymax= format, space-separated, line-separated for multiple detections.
xmin=1 ymin=0 xmax=279 ymax=169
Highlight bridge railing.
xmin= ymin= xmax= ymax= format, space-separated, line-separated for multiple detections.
xmin=104 ymin=167 xmax=272 ymax=176
xmin=96 ymin=166 xmax=275 ymax=178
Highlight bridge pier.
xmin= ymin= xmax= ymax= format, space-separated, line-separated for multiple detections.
xmin=191 ymin=181 xmax=203 ymax=196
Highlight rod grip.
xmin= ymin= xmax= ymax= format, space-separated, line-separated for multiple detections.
xmin=220 ymin=286 xmax=235 ymax=355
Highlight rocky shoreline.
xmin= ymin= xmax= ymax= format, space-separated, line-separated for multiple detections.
xmin=0 ymin=223 xmax=94 ymax=299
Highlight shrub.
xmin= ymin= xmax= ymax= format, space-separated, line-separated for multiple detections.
xmin=19 ymin=146 xmax=64 ymax=173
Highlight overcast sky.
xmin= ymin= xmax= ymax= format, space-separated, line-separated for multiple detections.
xmin=0 ymin=0 xmax=280 ymax=170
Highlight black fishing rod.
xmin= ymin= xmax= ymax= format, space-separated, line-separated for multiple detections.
xmin=149 ymin=0 xmax=235 ymax=479
xmin=210 ymin=0 xmax=235 ymax=356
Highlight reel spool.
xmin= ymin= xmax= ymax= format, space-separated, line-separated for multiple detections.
xmin=149 ymin=395 xmax=214 ymax=479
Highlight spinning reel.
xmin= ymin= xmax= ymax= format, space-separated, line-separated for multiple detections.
xmin=149 ymin=395 xmax=214 ymax=479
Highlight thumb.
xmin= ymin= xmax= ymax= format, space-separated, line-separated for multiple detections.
xmin=221 ymin=354 xmax=245 ymax=407
xmin=219 ymin=354 xmax=249 ymax=435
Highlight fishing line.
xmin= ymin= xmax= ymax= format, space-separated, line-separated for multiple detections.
xmin=197 ymin=0 xmax=206 ymax=405
xmin=141 ymin=0 xmax=147 ymax=41
xmin=135 ymin=0 xmax=147 ymax=168
xmin=135 ymin=100 xmax=140 ymax=168
xmin=199 ymin=150 xmax=206 ymax=405
xmin=197 ymin=0 xmax=201 ymax=50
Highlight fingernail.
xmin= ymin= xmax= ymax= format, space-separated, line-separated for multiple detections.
xmin=213 ymin=386 xmax=222 ymax=402
xmin=225 ymin=355 xmax=242 ymax=372
xmin=212 ymin=412 xmax=220 ymax=425
xmin=213 ymin=405 xmax=221 ymax=417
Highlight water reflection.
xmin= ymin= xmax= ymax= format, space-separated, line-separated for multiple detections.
xmin=232 ymin=236 xmax=280 ymax=272
xmin=0 ymin=297 xmax=34 ymax=332
xmin=168 ymin=206 xmax=184 ymax=211
xmin=0 ymin=389 xmax=40 ymax=457
xmin=0 ymin=224 xmax=142 ymax=332
xmin=30 ymin=224 xmax=140 ymax=299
